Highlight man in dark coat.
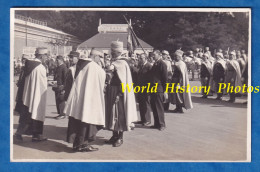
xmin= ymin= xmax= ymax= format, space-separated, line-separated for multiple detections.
xmin=136 ymin=53 xmax=152 ymax=126
xmin=64 ymin=51 xmax=79 ymax=102
xmin=213 ymin=52 xmax=226 ymax=100
xmin=149 ymin=50 xmax=168 ymax=131
xmin=53 ymin=55 xmax=68 ymax=119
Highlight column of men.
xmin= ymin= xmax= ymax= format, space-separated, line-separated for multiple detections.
xmin=14 ymin=44 xmax=247 ymax=152
xmin=191 ymin=48 xmax=248 ymax=103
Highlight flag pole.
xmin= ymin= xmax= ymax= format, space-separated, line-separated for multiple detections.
xmin=123 ymin=15 xmax=146 ymax=54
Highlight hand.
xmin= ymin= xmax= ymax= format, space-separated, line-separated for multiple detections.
xmin=164 ymin=92 xmax=168 ymax=100
xmin=205 ymin=77 xmax=208 ymax=81
xmin=61 ymin=90 xmax=65 ymax=95
xmin=231 ymin=78 xmax=235 ymax=83
xmin=115 ymin=96 xmax=120 ymax=103
xmin=220 ymin=78 xmax=223 ymax=82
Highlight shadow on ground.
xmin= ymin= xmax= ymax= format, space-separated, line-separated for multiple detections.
xmin=191 ymin=95 xmax=247 ymax=109
xmin=13 ymin=136 xmax=73 ymax=153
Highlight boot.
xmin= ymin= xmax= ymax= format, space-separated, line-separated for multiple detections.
xmin=172 ymin=105 xmax=183 ymax=113
xmin=227 ymin=93 xmax=236 ymax=103
xmin=105 ymin=131 xmax=118 ymax=144
xmin=216 ymin=94 xmax=222 ymax=100
xmin=113 ymin=132 xmax=123 ymax=147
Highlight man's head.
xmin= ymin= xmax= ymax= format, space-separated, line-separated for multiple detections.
xmin=202 ymin=53 xmax=209 ymax=61
xmin=198 ymin=52 xmax=203 ymax=58
xmin=152 ymin=50 xmax=161 ymax=61
xmin=111 ymin=41 xmax=123 ymax=59
xmin=162 ymin=50 xmax=169 ymax=60
xmin=35 ymin=47 xmax=48 ymax=63
xmin=21 ymin=54 xmax=30 ymax=64
xmin=139 ymin=53 xmax=148 ymax=65
xmin=174 ymin=50 xmax=184 ymax=61
xmin=236 ymin=50 xmax=241 ymax=58
xmin=196 ymin=48 xmax=200 ymax=53
xmin=148 ymin=52 xmax=154 ymax=63
xmin=218 ymin=49 xmax=223 ymax=53
xmin=90 ymin=48 xmax=104 ymax=67
xmin=56 ymin=55 xmax=64 ymax=66
xmin=79 ymin=49 xmax=89 ymax=60
xmin=229 ymin=51 xmax=236 ymax=60
xmin=205 ymin=47 xmax=209 ymax=51
xmin=216 ymin=52 xmax=223 ymax=60
xmin=68 ymin=51 xmax=80 ymax=66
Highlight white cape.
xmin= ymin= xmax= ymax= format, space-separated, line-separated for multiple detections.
xmin=64 ymin=60 xmax=106 ymax=126
xmin=112 ymin=58 xmax=138 ymax=130
xmin=22 ymin=64 xmax=47 ymax=122
xmin=175 ymin=60 xmax=193 ymax=109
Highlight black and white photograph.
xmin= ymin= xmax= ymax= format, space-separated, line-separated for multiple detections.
xmin=10 ymin=8 xmax=251 ymax=162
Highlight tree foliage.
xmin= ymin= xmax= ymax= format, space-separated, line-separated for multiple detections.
xmin=16 ymin=10 xmax=249 ymax=53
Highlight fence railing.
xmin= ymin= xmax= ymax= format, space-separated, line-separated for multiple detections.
xmin=15 ymin=14 xmax=47 ymax=26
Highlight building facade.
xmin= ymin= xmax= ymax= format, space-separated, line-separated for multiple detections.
xmin=77 ymin=19 xmax=153 ymax=55
xmin=13 ymin=14 xmax=82 ymax=59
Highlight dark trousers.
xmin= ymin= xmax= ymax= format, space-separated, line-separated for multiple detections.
xmin=175 ymin=92 xmax=184 ymax=110
xmin=55 ymin=92 xmax=60 ymax=114
xmin=55 ymin=91 xmax=65 ymax=115
xmin=215 ymin=80 xmax=224 ymax=98
xmin=201 ymin=77 xmax=210 ymax=96
xmin=138 ymin=93 xmax=151 ymax=123
xmin=151 ymin=93 xmax=165 ymax=127
xmin=67 ymin=117 xmax=100 ymax=148
xmin=229 ymin=92 xmax=236 ymax=101
xmin=16 ymin=108 xmax=43 ymax=136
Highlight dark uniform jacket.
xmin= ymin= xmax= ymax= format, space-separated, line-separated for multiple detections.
xmin=54 ymin=63 xmax=68 ymax=91
xmin=201 ymin=64 xmax=211 ymax=79
xmin=15 ymin=60 xmax=42 ymax=113
xmin=213 ymin=63 xmax=225 ymax=82
xmin=149 ymin=59 xmax=168 ymax=93
xmin=137 ymin=62 xmax=152 ymax=87
xmin=64 ymin=68 xmax=74 ymax=101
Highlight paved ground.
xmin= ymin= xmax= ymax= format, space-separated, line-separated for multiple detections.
xmin=11 ymin=76 xmax=249 ymax=161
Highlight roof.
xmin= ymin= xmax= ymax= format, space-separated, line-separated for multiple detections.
xmin=99 ymin=24 xmax=128 ymax=27
xmin=15 ymin=18 xmax=77 ymax=38
xmin=78 ymin=32 xmax=153 ymax=49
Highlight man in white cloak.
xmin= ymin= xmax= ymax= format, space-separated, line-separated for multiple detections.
xmin=64 ymin=50 xmax=106 ymax=152
xmin=200 ymin=53 xmax=213 ymax=98
xmin=170 ymin=50 xmax=193 ymax=113
xmin=105 ymin=41 xmax=138 ymax=147
xmin=225 ymin=51 xmax=242 ymax=103
xmin=14 ymin=47 xmax=48 ymax=142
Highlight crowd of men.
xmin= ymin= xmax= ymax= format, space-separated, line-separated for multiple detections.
xmin=13 ymin=43 xmax=248 ymax=152
xmin=180 ymin=47 xmax=248 ymax=103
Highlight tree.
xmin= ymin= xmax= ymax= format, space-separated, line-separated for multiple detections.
xmin=15 ymin=10 xmax=249 ymax=53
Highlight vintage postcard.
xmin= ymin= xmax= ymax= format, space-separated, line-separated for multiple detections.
xmin=10 ymin=8 xmax=251 ymax=162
